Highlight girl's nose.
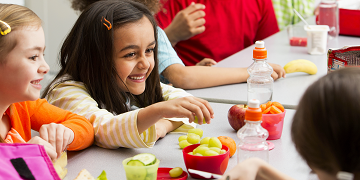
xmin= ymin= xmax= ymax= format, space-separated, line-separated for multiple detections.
xmin=137 ymin=56 xmax=150 ymax=69
xmin=38 ymin=59 xmax=50 ymax=74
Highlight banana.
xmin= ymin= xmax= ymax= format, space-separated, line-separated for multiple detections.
xmin=283 ymin=59 xmax=318 ymax=75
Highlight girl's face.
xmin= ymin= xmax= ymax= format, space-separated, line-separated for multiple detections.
xmin=113 ymin=16 xmax=155 ymax=95
xmin=0 ymin=27 xmax=49 ymax=103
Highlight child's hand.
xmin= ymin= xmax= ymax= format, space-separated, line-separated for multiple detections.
xmin=196 ymin=58 xmax=217 ymax=66
xmin=269 ymin=62 xmax=286 ymax=80
xmin=158 ymin=96 xmax=214 ymax=125
xmin=39 ymin=123 xmax=75 ymax=158
xmin=155 ymin=121 xmax=168 ymax=140
xmin=27 ymin=136 xmax=57 ymax=160
xmin=164 ymin=2 xmax=206 ymax=46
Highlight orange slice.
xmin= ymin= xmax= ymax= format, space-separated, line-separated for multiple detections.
xmin=270 ymin=105 xmax=282 ymax=114
xmin=272 ymin=102 xmax=284 ymax=112
xmin=265 ymin=101 xmax=272 ymax=109
xmin=260 ymin=104 xmax=266 ymax=112
xmin=263 ymin=107 xmax=271 ymax=114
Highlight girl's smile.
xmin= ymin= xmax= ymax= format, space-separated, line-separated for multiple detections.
xmin=113 ymin=16 xmax=155 ymax=95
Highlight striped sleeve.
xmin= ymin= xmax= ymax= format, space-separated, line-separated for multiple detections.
xmin=160 ymin=83 xmax=193 ymax=100
xmin=45 ymin=81 xmax=156 ymax=149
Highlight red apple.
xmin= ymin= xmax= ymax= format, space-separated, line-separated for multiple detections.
xmin=227 ymin=104 xmax=247 ymax=131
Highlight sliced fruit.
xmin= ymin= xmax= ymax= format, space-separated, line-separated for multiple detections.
xmin=262 ymin=107 xmax=271 ymax=114
xmin=132 ymin=153 xmax=156 ymax=166
xmin=271 ymin=102 xmax=284 ymax=112
xmin=270 ymin=105 xmax=282 ymax=114
xmin=127 ymin=160 xmax=145 ymax=166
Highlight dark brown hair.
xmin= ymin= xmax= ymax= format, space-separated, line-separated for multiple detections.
xmin=292 ymin=67 xmax=360 ymax=175
xmin=42 ymin=0 xmax=163 ymax=114
xmin=70 ymin=0 xmax=162 ymax=14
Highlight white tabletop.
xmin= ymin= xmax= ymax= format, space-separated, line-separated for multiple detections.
xmin=185 ymin=21 xmax=360 ymax=109
xmin=62 ymin=103 xmax=311 ymax=180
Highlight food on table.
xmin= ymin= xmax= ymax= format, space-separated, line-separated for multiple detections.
xmin=284 ymin=59 xmax=318 ymax=75
xmin=125 ymin=153 xmax=159 ymax=180
xmin=227 ymin=104 xmax=247 ymax=131
xmin=261 ymin=101 xmax=284 ymax=115
xmin=179 ymin=140 xmax=192 ymax=149
xmin=187 ymin=133 xmax=201 ymax=144
xmin=130 ymin=153 xmax=157 ymax=166
xmin=217 ymin=136 xmax=236 ymax=157
xmin=178 ymin=135 xmax=187 ymax=142
xmin=53 ymin=151 xmax=67 ymax=179
xmin=200 ymin=137 xmax=210 ymax=145
xmin=289 ymin=37 xmax=307 ymax=47
xmin=169 ymin=167 xmax=184 ymax=178
xmin=74 ymin=169 xmax=107 ymax=180
xmin=208 ymin=137 xmax=222 ymax=149
xmin=188 ymin=128 xmax=203 ymax=138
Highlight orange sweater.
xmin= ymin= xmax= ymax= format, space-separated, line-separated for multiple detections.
xmin=7 ymin=99 xmax=94 ymax=151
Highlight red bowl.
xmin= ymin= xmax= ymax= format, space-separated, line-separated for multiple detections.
xmin=182 ymin=144 xmax=230 ymax=179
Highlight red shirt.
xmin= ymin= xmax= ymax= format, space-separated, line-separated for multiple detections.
xmin=156 ymin=0 xmax=279 ymax=66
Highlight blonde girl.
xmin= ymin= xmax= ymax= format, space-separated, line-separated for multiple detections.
xmin=0 ymin=3 xmax=94 ymax=159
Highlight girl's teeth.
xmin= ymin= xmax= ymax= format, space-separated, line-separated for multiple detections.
xmin=130 ymin=76 xmax=144 ymax=80
xmin=31 ymin=80 xmax=40 ymax=84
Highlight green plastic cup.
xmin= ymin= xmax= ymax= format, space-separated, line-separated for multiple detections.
xmin=122 ymin=158 xmax=160 ymax=180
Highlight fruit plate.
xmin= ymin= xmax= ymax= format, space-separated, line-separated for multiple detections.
xmin=157 ymin=167 xmax=188 ymax=180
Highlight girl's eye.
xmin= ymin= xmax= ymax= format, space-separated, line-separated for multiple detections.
xmin=146 ymin=48 xmax=154 ymax=54
xmin=29 ymin=55 xmax=38 ymax=61
xmin=124 ymin=52 xmax=136 ymax=58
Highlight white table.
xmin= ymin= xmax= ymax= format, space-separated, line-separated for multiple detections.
xmin=186 ymin=20 xmax=360 ymax=109
xmin=63 ymin=103 xmax=311 ymax=180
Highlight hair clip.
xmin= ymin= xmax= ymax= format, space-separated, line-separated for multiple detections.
xmin=0 ymin=20 xmax=11 ymax=35
xmin=101 ymin=17 xmax=112 ymax=30
xmin=337 ymin=171 xmax=354 ymax=180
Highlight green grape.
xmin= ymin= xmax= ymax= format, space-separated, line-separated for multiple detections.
xmin=209 ymin=147 xmax=221 ymax=154
xmin=169 ymin=167 xmax=183 ymax=178
xmin=194 ymin=116 xmax=206 ymax=124
xmin=204 ymin=149 xmax=219 ymax=156
xmin=219 ymin=149 xmax=227 ymax=155
xmin=199 ymin=144 xmax=209 ymax=147
xmin=194 ymin=153 xmax=203 ymax=156
xmin=194 ymin=146 xmax=209 ymax=155
xmin=188 ymin=152 xmax=194 ymax=155
xmin=188 ymin=128 xmax=203 ymax=138
xmin=187 ymin=133 xmax=200 ymax=144
xmin=208 ymin=137 xmax=222 ymax=149
xmin=179 ymin=140 xmax=191 ymax=149
xmin=200 ymin=137 xmax=210 ymax=145
xmin=178 ymin=135 xmax=187 ymax=143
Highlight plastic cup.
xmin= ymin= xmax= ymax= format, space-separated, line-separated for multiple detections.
xmin=183 ymin=144 xmax=230 ymax=179
xmin=287 ymin=25 xmax=307 ymax=47
xmin=261 ymin=110 xmax=286 ymax=140
xmin=122 ymin=158 xmax=160 ymax=180
xmin=304 ymin=25 xmax=330 ymax=55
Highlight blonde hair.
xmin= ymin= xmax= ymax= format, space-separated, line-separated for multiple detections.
xmin=0 ymin=4 xmax=41 ymax=62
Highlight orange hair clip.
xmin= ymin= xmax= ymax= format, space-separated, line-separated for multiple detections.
xmin=0 ymin=20 xmax=11 ymax=35
xmin=101 ymin=17 xmax=112 ymax=30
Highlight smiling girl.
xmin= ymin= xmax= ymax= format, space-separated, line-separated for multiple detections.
xmin=0 ymin=3 xmax=94 ymax=159
xmin=42 ymin=0 xmax=214 ymax=149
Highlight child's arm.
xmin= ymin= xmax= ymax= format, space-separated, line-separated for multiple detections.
xmin=28 ymin=99 xmax=94 ymax=152
xmin=155 ymin=119 xmax=183 ymax=140
xmin=219 ymin=158 xmax=296 ymax=180
xmin=45 ymin=81 xmax=158 ymax=149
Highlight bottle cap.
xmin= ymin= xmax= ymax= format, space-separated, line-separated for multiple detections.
xmin=245 ymin=99 xmax=262 ymax=121
xmin=253 ymin=41 xmax=267 ymax=59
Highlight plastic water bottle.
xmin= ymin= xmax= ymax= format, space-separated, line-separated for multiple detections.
xmin=318 ymin=0 xmax=339 ymax=39
xmin=237 ymin=99 xmax=269 ymax=163
xmin=247 ymin=41 xmax=273 ymax=105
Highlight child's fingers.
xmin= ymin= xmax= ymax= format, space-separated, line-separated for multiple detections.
xmin=62 ymin=129 xmax=72 ymax=152
xmin=28 ymin=136 xmax=57 ymax=160
xmin=184 ymin=3 xmax=205 ymax=14
xmin=55 ymin=127 xmax=65 ymax=158
xmin=188 ymin=98 xmax=212 ymax=124
xmin=189 ymin=9 xmax=206 ymax=19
